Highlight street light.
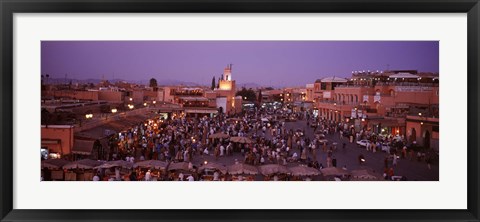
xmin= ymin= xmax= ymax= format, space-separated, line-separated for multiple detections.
xmin=129 ymin=97 xmax=133 ymax=101
xmin=143 ymin=102 xmax=147 ymax=106
xmin=153 ymin=101 xmax=156 ymax=104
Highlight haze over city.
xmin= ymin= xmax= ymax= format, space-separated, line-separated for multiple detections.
xmin=41 ymin=41 xmax=439 ymax=88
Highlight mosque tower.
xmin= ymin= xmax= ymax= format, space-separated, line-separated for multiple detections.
xmin=224 ymin=64 xmax=232 ymax=81
xmin=218 ymin=64 xmax=235 ymax=91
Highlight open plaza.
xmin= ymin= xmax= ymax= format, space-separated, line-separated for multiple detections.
xmin=41 ymin=64 xmax=439 ymax=181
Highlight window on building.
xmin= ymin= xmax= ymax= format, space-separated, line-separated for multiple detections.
xmin=321 ymin=83 xmax=327 ymax=90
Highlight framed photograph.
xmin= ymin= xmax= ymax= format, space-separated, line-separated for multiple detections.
xmin=1 ymin=0 xmax=479 ymax=221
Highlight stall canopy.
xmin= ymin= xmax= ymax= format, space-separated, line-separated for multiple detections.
xmin=94 ymin=160 xmax=133 ymax=169
xmin=41 ymin=159 xmax=71 ymax=169
xmin=124 ymin=115 xmax=150 ymax=125
xmin=63 ymin=159 xmax=104 ymax=170
xmin=227 ymin=163 xmax=259 ymax=175
xmin=288 ymin=165 xmax=320 ymax=176
xmin=258 ymin=164 xmax=290 ymax=175
xmin=198 ymin=162 xmax=227 ymax=174
xmin=76 ymin=114 xmax=151 ymax=139
xmin=133 ymin=160 xmax=168 ymax=170
xmin=72 ymin=139 xmax=95 ymax=155
xmin=167 ymin=162 xmax=195 ymax=172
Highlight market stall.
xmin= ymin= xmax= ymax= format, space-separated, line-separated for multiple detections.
xmin=288 ymin=165 xmax=320 ymax=179
xmin=198 ymin=162 xmax=227 ymax=181
xmin=227 ymin=163 xmax=258 ymax=181
xmin=258 ymin=164 xmax=290 ymax=181
xmin=62 ymin=159 xmax=105 ymax=181
xmin=133 ymin=160 xmax=170 ymax=181
xmin=94 ymin=160 xmax=134 ymax=181
xmin=167 ymin=162 xmax=197 ymax=181
xmin=41 ymin=159 xmax=71 ymax=181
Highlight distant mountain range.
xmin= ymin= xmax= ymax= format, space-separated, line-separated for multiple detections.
xmin=237 ymin=82 xmax=264 ymax=89
xmin=45 ymin=78 xmax=201 ymax=86
xmin=44 ymin=78 xmax=276 ymax=88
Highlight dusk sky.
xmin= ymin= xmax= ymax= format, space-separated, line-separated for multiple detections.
xmin=41 ymin=41 xmax=439 ymax=87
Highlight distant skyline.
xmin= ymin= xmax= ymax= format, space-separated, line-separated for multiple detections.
xmin=41 ymin=41 xmax=439 ymax=87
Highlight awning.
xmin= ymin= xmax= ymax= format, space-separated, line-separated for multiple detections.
xmin=321 ymin=77 xmax=348 ymax=83
xmin=124 ymin=115 xmax=149 ymax=125
xmin=72 ymin=139 xmax=95 ymax=155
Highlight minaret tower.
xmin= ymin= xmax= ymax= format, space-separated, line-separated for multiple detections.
xmin=224 ymin=64 xmax=232 ymax=81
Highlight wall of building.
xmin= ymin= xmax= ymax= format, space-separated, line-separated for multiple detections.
xmin=234 ymin=97 xmax=243 ymax=114
xmin=98 ymin=91 xmax=123 ymax=102
xmin=306 ymin=84 xmax=314 ymax=102
xmin=43 ymin=90 xmax=99 ymax=101
xmin=205 ymin=91 xmax=218 ymax=107
xmin=218 ymin=80 xmax=233 ymax=91
xmin=406 ymin=117 xmax=439 ymax=151
xmin=41 ymin=125 xmax=74 ymax=156
xmin=143 ymin=90 xmax=157 ymax=100
xmin=216 ymin=97 xmax=227 ymax=114
xmin=394 ymin=91 xmax=439 ymax=105
xmin=157 ymin=87 xmax=175 ymax=103
xmin=132 ymin=91 xmax=145 ymax=104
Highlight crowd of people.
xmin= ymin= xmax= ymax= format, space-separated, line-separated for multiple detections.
xmin=77 ymin=107 xmax=437 ymax=181
xmin=106 ymin=111 xmax=332 ymax=168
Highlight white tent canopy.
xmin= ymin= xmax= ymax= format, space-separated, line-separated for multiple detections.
xmin=389 ymin=73 xmax=420 ymax=79
xmin=321 ymin=77 xmax=348 ymax=83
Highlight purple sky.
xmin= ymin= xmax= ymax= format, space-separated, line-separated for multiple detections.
xmin=41 ymin=41 xmax=439 ymax=87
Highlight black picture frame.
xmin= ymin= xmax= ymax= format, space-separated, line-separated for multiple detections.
xmin=1 ymin=0 xmax=479 ymax=221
